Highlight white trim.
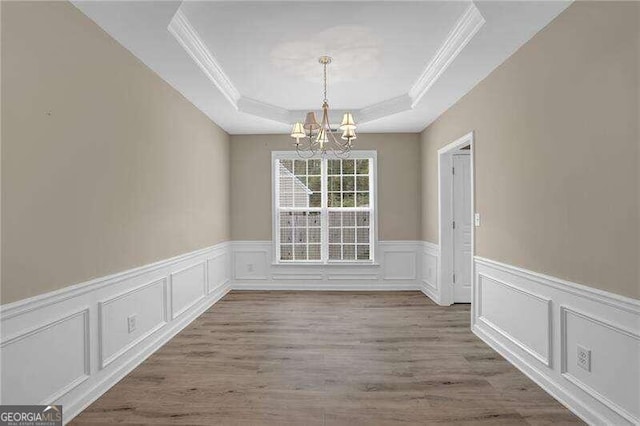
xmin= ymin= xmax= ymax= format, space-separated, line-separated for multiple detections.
xmin=271 ymin=151 xmax=378 ymax=265
xmin=0 ymin=242 xmax=231 ymax=424
xmin=476 ymin=273 xmax=552 ymax=367
xmin=437 ymin=131 xmax=475 ymax=306
xmin=97 ymin=278 xmax=168 ymax=369
xmin=168 ymin=10 xmax=240 ymax=108
xmin=559 ymin=306 xmax=640 ymax=425
xmin=473 ymin=257 xmax=640 ymax=425
xmin=409 ymin=3 xmax=485 ymax=107
xmin=357 ymin=94 xmax=413 ymax=123
xmin=167 ymin=5 xmax=484 ymax=125
xmin=475 ymin=256 xmax=640 ymax=315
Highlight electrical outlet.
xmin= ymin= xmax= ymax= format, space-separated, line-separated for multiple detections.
xmin=577 ymin=345 xmax=591 ymax=372
xmin=474 ymin=213 xmax=481 ymax=227
xmin=247 ymin=263 xmax=254 ymax=272
xmin=127 ymin=314 xmax=137 ymax=334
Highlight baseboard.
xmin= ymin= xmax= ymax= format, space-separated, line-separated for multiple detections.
xmin=473 ymin=256 xmax=640 ymax=426
xmin=0 ymin=242 xmax=231 ymax=425
xmin=233 ymin=282 xmax=420 ymax=291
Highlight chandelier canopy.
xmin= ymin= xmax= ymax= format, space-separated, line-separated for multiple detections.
xmin=290 ymin=56 xmax=356 ymax=157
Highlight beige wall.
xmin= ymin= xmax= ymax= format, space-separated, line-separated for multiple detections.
xmin=420 ymin=2 xmax=639 ymax=299
xmin=230 ymin=133 xmax=421 ymax=241
xmin=1 ymin=2 xmax=230 ymax=303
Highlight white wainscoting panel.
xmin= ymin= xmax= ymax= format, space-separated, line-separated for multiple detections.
xmin=0 ymin=308 xmax=90 ymax=405
xmin=232 ymin=241 xmax=422 ymax=290
xmin=473 ymin=256 xmax=640 ymax=426
xmin=0 ymin=242 xmax=231 ymax=424
xmin=560 ymin=306 xmax=640 ymax=423
xmin=420 ymin=242 xmax=442 ymax=305
xmin=170 ymin=262 xmax=206 ymax=319
xmin=477 ymin=274 xmax=551 ymax=366
xmin=98 ymin=278 xmax=167 ymax=368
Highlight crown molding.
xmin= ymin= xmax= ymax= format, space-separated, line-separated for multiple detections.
xmin=168 ymin=9 xmax=241 ymax=109
xmin=358 ymin=94 xmax=413 ymax=123
xmin=409 ymin=2 xmax=485 ymax=108
xmin=237 ymin=97 xmax=290 ymax=124
xmin=168 ymin=3 xmax=484 ymax=125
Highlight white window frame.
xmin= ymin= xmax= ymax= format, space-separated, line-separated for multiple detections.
xmin=272 ymin=150 xmax=378 ymax=265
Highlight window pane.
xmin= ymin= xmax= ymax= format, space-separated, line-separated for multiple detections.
xmin=280 ymin=228 xmax=292 ymax=244
xmin=329 ymin=228 xmax=341 ymax=243
xmin=309 ymin=212 xmax=321 ymax=227
xmin=310 ymin=193 xmax=321 ymax=207
xmin=294 ymin=228 xmax=307 ymax=244
xmin=309 ymin=227 xmax=321 ymax=243
xmin=329 ymin=212 xmax=341 ymax=227
xmin=281 ymin=159 xmax=293 ymax=173
xmin=308 ymin=244 xmax=321 ymax=260
xmin=357 ymin=228 xmax=369 ymax=243
xmin=342 ymin=212 xmax=355 ymax=226
xmin=343 ymin=228 xmax=355 ymax=243
xmin=343 ymin=244 xmax=355 ymax=260
xmin=356 ymin=192 xmax=369 ymax=207
xmin=356 ymin=211 xmax=370 ymax=227
xmin=294 ymin=160 xmax=307 ymax=175
xmin=294 ymin=213 xmax=307 ymax=227
xmin=294 ymin=245 xmax=307 ymax=260
xmin=343 ymin=176 xmax=354 ymax=191
xmin=328 ymin=176 xmax=341 ymax=191
xmin=342 ymin=160 xmax=355 ymax=174
xmin=328 ymin=159 xmax=341 ymax=175
xmin=342 ymin=192 xmax=355 ymax=207
xmin=308 ymin=176 xmax=321 ymax=192
xmin=281 ymin=245 xmax=293 ymax=260
xmin=308 ymin=159 xmax=321 ymax=175
xmin=328 ymin=192 xmax=341 ymax=207
xmin=356 ymin=176 xmax=369 ymax=191
xmin=356 ymin=159 xmax=369 ymax=174
xmin=329 ymin=244 xmax=341 ymax=260
xmin=357 ymin=245 xmax=370 ymax=260
xmin=280 ymin=212 xmax=293 ymax=227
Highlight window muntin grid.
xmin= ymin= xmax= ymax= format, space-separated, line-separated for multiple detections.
xmin=274 ymin=153 xmax=375 ymax=264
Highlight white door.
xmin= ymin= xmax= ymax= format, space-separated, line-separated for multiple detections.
xmin=452 ymin=154 xmax=472 ymax=303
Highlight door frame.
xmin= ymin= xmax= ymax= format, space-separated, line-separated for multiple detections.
xmin=437 ymin=131 xmax=475 ymax=306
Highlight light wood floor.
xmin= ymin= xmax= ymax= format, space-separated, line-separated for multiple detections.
xmin=72 ymin=291 xmax=582 ymax=425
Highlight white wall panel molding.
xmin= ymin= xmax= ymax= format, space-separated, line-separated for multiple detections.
xmin=98 ymin=278 xmax=167 ymax=369
xmin=0 ymin=308 xmax=91 ymax=405
xmin=0 ymin=242 xmax=231 ymax=424
xmin=476 ymin=273 xmax=552 ymax=367
xmin=473 ymin=256 xmax=640 ymax=426
xmin=420 ymin=241 xmax=443 ymax=305
xmin=232 ymin=241 xmax=422 ymax=290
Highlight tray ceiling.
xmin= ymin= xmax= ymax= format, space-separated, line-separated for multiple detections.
xmin=73 ymin=1 xmax=571 ymax=134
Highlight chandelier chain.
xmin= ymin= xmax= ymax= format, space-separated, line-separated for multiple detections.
xmin=323 ymin=62 xmax=328 ymax=102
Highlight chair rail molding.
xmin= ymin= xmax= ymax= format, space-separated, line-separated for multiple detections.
xmin=0 ymin=242 xmax=232 ymax=424
xmin=472 ymin=256 xmax=640 ymax=426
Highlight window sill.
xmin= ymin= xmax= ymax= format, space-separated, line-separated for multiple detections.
xmin=271 ymin=261 xmax=379 ymax=267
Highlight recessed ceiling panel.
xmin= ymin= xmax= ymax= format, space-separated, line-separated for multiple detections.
xmin=180 ymin=1 xmax=469 ymax=110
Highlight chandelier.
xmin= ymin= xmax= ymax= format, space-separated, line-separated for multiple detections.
xmin=290 ymin=56 xmax=356 ymax=157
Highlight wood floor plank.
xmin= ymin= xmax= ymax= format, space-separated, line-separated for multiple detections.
xmin=71 ymin=291 xmax=582 ymax=425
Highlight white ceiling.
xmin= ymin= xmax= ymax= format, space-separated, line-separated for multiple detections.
xmin=72 ymin=1 xmax=570 ymax=134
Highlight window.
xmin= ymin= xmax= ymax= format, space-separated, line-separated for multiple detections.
xmin=273 ymin=151 xmax=376 ymax=263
